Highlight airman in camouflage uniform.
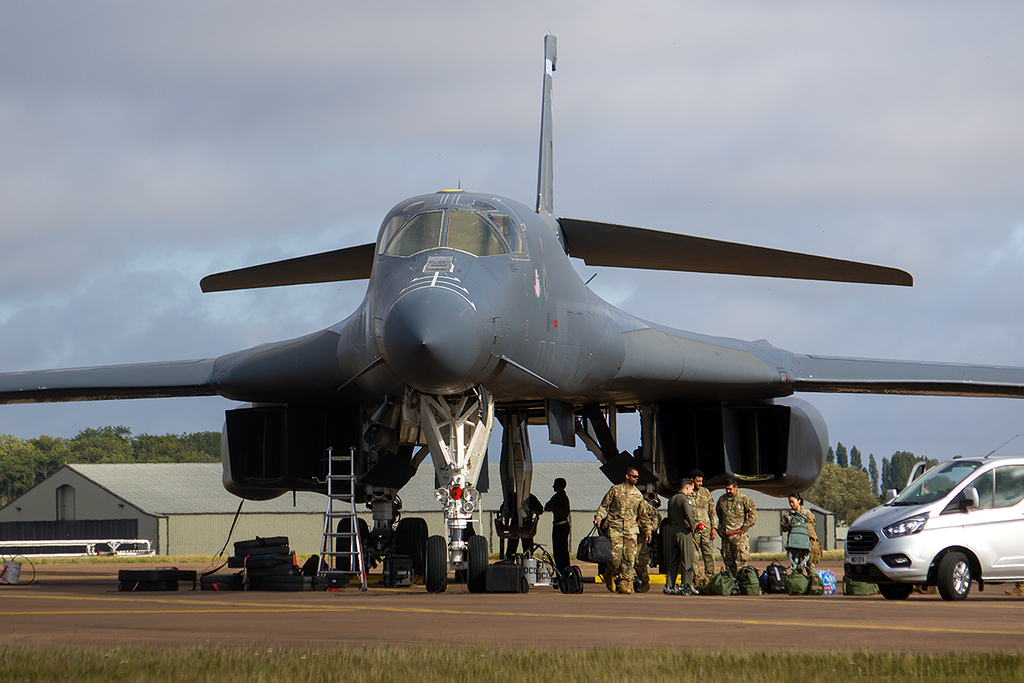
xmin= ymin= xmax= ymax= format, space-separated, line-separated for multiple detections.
xmin=594 ymin=467 xmax=652 ymax=594
xmin=781 ymin=492 xmax=815 ymax=575
xmin=689 ymin=468 xmax=718 ymax=583
xmin=715 ymin=477 xmax=757 ymax=574
xmin=632 ymin=498 xmax=661 ymax=593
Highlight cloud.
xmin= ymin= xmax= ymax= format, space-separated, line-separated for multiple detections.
xmin=0 ymin=2 xmax=1023 ymax=466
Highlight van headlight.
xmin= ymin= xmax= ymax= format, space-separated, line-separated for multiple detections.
xmin=882 ymin=514 xmax=928 ymax=538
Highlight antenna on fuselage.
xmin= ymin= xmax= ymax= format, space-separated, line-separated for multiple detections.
xmin=536 ymin=34 xmax=556 ymax=217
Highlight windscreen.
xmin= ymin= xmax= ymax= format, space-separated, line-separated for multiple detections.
xmin=384 ymin=211 xmax=443 ymax=257
xmin=891 ymin=460 xmax=981 ymax=506
xmin=446 ymin=211 xmax=508 ymax=256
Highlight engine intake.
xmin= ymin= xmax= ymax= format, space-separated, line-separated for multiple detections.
xmin=656 ymin=397 xmax=827 ymax=495
xmin=221 ymin=405 xmax=361 ymax=500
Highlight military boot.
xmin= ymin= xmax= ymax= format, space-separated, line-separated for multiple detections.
xmin=1006 ymin=582 xmax=1024 ymax=596
xmin=617 ymin=579 xmax=633 ymax=594
xmin=603 ymin=571 xmax=615 ymax=592
xmin=637 ymin=581 xmax=651 ymax=593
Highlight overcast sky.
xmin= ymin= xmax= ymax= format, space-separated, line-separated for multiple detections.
xmin=2 ymin=2 xmax=1024 ymax=467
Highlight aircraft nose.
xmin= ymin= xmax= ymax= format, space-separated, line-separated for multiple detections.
xmin=380 ymin=285 xmax=489 ymax=394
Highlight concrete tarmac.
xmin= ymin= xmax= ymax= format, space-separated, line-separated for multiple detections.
xmin=2 ymin=561 xmax=1023 ymax=652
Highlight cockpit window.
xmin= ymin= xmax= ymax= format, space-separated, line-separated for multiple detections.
xmin=446 ymin=211 xmax=508 ymax=256
xmin=381 ymin=206 xmax=528 ymax=259
xmin=488 ymin=214 xmax=527 ymax=258
xmin=384 ymin=211 xmax=443 ymax=257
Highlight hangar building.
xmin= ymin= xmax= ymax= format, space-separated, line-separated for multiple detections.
xmin=0 ymin=462 xmax=836 ymax=556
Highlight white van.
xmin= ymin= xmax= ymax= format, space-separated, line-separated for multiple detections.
xmin=844 ymin=455 xmax=1024 ymax=601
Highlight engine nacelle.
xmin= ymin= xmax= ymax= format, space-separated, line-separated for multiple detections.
xmin=221 ymin=405 xmax=361 ymax=500
xmin=656 ymin=397 xmax=827 ymax=496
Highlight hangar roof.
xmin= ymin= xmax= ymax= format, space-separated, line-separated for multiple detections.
xmin=65 ymin=462 xmax=832 ymax=517
xmin=67 ymin=463 xmax=325 ymax=516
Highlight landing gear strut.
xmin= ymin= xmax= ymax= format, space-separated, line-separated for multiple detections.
xmin=419 ymin=388 xmax=493 ymax=590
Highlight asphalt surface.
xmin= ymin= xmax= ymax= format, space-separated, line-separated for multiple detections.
xmin=2 ymin=561 xmax=1023 ymax=652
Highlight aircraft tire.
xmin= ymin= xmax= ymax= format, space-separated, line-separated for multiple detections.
xmin=567 ymin=565 xmax=584 ymax=594
xmin=118 ymin=569 xmax=180 ymax=583
xmin=250 ymin=575 xmax=314 ymax=592
xmin=936 ymin=552 xmax=972 ymax=601
xmin=425 ymin=535 xmax=448 ymax=593
xmin=234 ymin=537 xmax=290 ymax=554
xmin=200 ymin=573 xmax=244 ymax=591
xmin=658 ymin=518 xmax=671 ymax=574
xmin=466 ymin=535 xmax=488 ymax=593
xmin=396 ymin=517 xmax=429 ymax=576
xmin=246 ymin=564 xmax=300 ymax=578
xmin=232 ymin=554 xmax=292 ymax=569
xmin=335 ymin=518 xmax=370 ymax=572
xmin=878 ymin=582 xmax=913 ymax=600
xmin=232 ymin=544 xmax=289 ymax=557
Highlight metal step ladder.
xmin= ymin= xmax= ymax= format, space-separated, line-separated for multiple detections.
xmin=318 ymin=446 xmax=367 ymax=591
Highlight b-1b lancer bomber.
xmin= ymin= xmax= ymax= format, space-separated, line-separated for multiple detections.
xmin=4 ymin=36 xmax=1024 ymax=592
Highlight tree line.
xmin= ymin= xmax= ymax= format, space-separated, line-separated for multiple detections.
xmin=803 ymin=443 xmax=937 ymax=526
xmin=1 ymin=426 xmax=939 ymax=528
xmin=0 ymin=426 xmax=220 ymax=507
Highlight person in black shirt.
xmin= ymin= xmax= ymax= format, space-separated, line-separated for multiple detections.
xmin=545 ymin=477 xmax=571 ymax=572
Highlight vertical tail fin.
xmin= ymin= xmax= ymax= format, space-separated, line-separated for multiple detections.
xmin=535 ymin=34 xmax=557 ymax=216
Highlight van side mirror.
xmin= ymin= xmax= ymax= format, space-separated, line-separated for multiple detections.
xmin=960 ymin=487 xmax=979 ymax=509
xmin=884 ymin=489 xmax=897 ymax=503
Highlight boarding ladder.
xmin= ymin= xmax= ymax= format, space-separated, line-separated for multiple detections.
xmin=318 ymin=446 xmax=367 ymax=591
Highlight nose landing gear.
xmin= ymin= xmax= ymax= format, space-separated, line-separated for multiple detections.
xmin=419 ymin=388 xmax=494 ymax=592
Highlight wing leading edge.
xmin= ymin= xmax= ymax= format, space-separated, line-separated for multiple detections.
xmin=0 ymin=359 xmax=219 ymax=404
xmin=790 ymin=354 xmax=1024 ymax=398
xmin=200 ymin=243 xmax=375 ymax=293
xmin=559 ymin=218 xmax=913 ymax=287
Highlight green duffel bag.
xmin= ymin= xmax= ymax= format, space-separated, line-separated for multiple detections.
xmin=786 ymin=571 xmax=810 ymax=595
xmin=706 ymin=570 xmax=735 ymax=596
xmin=843 ymin=575 xmax=877 ymax=596
xmin=736 ymin=566 xmax=761 ymax=596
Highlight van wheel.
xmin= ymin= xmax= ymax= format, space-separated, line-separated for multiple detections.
xmin=936 ymin=552 xmax=971 ymax=601
xmin=878 ymin=583 xmax=912 ymax=600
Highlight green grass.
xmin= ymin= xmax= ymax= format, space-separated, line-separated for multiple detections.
xmin=0 ymin=646 xmax=1019 ymax=683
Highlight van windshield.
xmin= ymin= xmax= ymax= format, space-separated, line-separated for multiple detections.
xmin=890 ymin=460 xmax=981 ymax=506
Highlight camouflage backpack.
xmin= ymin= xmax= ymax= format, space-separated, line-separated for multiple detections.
xmin=807 ymin=570 xmax=824 ymax=595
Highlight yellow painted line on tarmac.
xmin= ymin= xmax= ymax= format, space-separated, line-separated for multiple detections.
xmin=334 ymin=605 xmax=1024 ymax=637
xmin=3 ymin=592 xmax=1024 ymax=638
